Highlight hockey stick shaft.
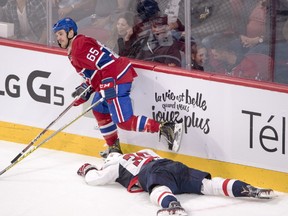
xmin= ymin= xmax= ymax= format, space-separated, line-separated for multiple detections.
xmin=10 ymin=85 xmax=92 ymax=164
xmin=0 ymin=97 xmax=104 ymax=176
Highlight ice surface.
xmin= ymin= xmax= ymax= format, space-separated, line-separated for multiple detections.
xmin=0 ymin=140 xmax=287 ymax=216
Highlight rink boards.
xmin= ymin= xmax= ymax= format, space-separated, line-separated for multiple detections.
xmin=0 ymin=39 xmax=288 ymax=192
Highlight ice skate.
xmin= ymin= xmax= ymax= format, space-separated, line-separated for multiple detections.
xmin=159 ymin=122 xmax=183 ymax=152
xmin=99 ymin=139 xmax=122 ymax=158
xmin=157 ymin=201 xmax=188 ymax=216
xmin=242 ymin=185 xmax=275 ymax=199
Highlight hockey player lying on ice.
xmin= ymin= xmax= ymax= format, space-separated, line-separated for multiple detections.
xmin=77 ymin=149 xmax=275 ymax=216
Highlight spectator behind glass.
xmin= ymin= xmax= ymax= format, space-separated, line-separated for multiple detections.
xmin=229 ymin=0 xmax=270 ymax=54
xmin=138 ymin=18 xmax=183 ymax=67
xmin=2 ymin=0 xmax=47 ymax=44
xmin=76 ymin=0 xmax=133 ymax=44
xmin=77 ymin=0 xmax=132 ymax=30
xmin=51 ymin=0 xmax=95 ymax=22
xmin=191 ymin=42 xmax=208 ymax=71
xmin=188 ymin=0 xmax=235 ymax=45
xmin=106 ymin=11 xmax=135 ymax=54
xmin=121 ymin=0 xmax=185 ymax=63
xmin=210 ymin=34 xmax=273 ymax=81
xmin=179 ymin=38 xmax=209 ymax=71
xmin=274 ymin=9 xmax=288 ymax=84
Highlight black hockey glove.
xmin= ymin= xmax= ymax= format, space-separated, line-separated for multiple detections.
xmin=72 ymin=83 xmax=93 ymax=106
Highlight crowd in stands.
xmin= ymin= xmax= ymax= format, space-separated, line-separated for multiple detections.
xmin=0 ymin=0 xmax=288 ymax=84
xmin=0 ymin=0 xmax=47 ymax=44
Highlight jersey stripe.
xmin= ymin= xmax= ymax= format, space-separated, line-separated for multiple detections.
xmin=114 ymin=97 xmax=125 ymax=122
xmin=137 ymin=116 xmax=148 ymax=132
xmin=80 ymin=69 xmax=96 ymax=79
xmin=99 ymin=122 xmax=117 ymax=136
xmin=117 ymin=63 xmax=131 ymax=80
xmin=95 ymin=52 xmax=115 ymax=70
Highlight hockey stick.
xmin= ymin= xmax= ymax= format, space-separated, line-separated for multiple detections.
xmin=0 ymin=97 xmax=104 ymax=176
xmin=8 ymin=85 xmax=92 ymax=164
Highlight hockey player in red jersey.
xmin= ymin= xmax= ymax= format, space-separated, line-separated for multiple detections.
xmin=52 ymin=17 xmax=183 ymax=157
xmin=77 ymin=149 xmax=275 ymax=216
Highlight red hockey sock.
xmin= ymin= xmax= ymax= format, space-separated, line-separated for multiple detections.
xmin=92 ymin=111 xmax=118 ymax=146
xmin=117 ymin=115 xmax=160 ymax=133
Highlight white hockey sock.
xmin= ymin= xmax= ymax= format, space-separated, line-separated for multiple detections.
xmin=150 ymin=185 xmax=178 ymax=208
xmin=201 ymin=177 xmax=237 ymax=197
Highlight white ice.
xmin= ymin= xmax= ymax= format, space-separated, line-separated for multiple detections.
xmin=1 ymin=140 xmax=287 ymax=216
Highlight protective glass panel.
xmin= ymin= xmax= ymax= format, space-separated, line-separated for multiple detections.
xmin=0 ymin=0 xmax=287 ymax=85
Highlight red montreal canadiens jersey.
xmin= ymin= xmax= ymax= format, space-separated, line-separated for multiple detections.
xmin=69 ymin=35 xmax=137 ymax=91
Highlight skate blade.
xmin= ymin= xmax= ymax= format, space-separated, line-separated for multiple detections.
xmin=172 ymin=122 xmax=183 ymax=152
xmin=99 ymin=150 xmax=108 ymax=158
xmin=157 ymin=208 xmax=188 ymax=216
xmin=258 ymin=190 xmax=277 ymax=199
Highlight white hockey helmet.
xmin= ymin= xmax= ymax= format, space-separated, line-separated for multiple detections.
xmin=104 ymin=152 xmax=122 ymax=164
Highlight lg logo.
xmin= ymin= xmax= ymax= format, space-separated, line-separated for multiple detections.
xmin=0 ymin=70 xmax=64 ymax=106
